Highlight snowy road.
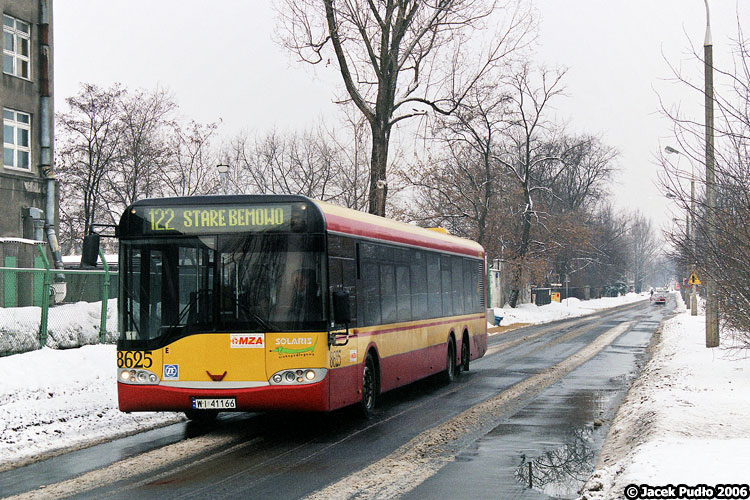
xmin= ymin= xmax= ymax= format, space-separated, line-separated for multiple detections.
xmin=2 ymin=297 xmax=663 ymax=499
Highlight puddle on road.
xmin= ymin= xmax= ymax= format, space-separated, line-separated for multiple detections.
xmin=486 ymin=345 xmax=644 ymax=499
xmin=491 ymin=390 xmax=609 ymax=498
xmin=513 ymin=426 xmax=598 ymax=498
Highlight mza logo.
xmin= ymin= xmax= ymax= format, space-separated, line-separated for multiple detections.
xmin=230 ymin=333 xmax=265 ymax=348
xmin=163 ymin=364 xmax=179 ymax=380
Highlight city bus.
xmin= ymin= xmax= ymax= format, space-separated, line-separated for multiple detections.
xmin=115 ymin=195 xmax=487 ymax=419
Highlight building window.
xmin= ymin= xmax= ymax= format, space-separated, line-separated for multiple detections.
xmin=4 ymin=109 xmax=31 ymax=170
xmin=3 ymin=14 xmax=30 ymax=79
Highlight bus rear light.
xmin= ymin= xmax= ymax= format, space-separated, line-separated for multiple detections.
xmin=305 ymin=370 xmax=315 ymax=381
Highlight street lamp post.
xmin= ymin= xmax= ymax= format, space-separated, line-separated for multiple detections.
xmin=217 ymin=164 xmax=229 ymax=195
xmin=703 ymin=0 xmax=719 ymax=347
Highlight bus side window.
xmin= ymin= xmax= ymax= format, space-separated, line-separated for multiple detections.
xmin=328 ymin=234 xmax=358 ymax=327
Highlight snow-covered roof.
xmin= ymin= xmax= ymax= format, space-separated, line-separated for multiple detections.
xmin=0 ymin=237 xmax=47 ymax=245
xmin=61 ymin=254 xmax=118 ymax=264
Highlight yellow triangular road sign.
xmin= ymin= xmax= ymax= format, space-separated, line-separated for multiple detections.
xmin=689 ymin=273 xmax=701 ymax=285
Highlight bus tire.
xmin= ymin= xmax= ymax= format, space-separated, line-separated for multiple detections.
xmin=460 ymin=334 xmax=470 ymax=373
xmin=360 ymin=354 xmax=377 ymax=418
xmin=442 ymin=338 xmax=456 ymax=384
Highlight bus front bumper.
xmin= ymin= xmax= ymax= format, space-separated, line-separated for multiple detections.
xmin=118 ymin=377 xmax=331 ymax=413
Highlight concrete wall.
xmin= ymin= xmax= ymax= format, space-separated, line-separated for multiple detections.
xmin=488 ymin=260 xmax=531 ymax=308
xmin=0 ymin=0 xmax=56 ymax=241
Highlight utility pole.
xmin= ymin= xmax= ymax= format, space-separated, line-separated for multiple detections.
xmin=703 ymin=0 xmax=719 ymax=347
xmin=690 ymin=167 xmax=697 ymax=316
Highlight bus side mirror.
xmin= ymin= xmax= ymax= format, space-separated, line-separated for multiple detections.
xmin=81 ymin=233 xmax=101 ymax=268
xmin=332 ymin=290 xmax=351 ymax=325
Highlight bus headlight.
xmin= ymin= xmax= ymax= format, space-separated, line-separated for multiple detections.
xmin=269 ymin=368 xmax=327 ymax=386
xmin=118 ymin=368 xmax=160 ymax=385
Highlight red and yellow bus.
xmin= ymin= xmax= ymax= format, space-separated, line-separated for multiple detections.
xmin=115 ymin=195 xmax=487 ymax=418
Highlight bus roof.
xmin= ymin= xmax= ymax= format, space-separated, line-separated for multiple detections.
xmin=313 ymin=200 xmax=484 ymax=259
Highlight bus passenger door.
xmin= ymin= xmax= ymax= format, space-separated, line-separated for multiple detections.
xmin=327 ymin=238 xmax=360 ymax=410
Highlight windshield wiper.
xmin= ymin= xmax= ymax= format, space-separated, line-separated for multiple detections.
xmin=235 ymin=305 xmax=278 ymax=332
xmin=247 ymin=312 xmax=277 ymax=332
xmin=159 ymin=292 xmax=206 ymax=344
xmin=121 ymin=289 xmax=142 ymax=339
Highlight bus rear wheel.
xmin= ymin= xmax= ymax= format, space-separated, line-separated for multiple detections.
xmin=442 ymin=338 xmax=456 ymax=384
xmin=360 ymin=354 xmax=377 ymax=418
xmin=460 ymin=335 xmax=470 ymax=373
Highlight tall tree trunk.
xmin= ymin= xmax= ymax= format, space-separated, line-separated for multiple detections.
xmin=509 ymin=186 xmax=532 ymax=308
xmin=368 ymin=123 xmax=389 ymax=216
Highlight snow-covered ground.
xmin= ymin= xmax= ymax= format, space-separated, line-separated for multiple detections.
xmin=3 ymin=290 xmax=747 ymax=499
xmin=0 ymin=344 xmax=184 ymax=471
xmin=579 ymin=294 xmax=750 ymax=499
xmin=490 ymin=292 xmax=646 ymax=329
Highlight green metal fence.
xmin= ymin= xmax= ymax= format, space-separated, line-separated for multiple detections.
xmin=0 ymin=244 xmax=119 ymax=356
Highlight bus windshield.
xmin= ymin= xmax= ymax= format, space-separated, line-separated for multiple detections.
xmin=120 ymin=233 xmax=325 ymax=348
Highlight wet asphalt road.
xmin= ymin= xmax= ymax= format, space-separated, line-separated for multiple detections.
xmin=1 ymin=297 xmax=675 ymax=499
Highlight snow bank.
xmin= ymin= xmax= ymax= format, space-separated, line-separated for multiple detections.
xmin=493 ymin=293 xmax=646 ymax=328
xmin=0 ymin=299 xmax=118 ymax=355
xmin=580 ymin=301 xmax=750 ymax=499
xmin=0 ymin=344 xmax=182 ymax=470
xmin=0 ymin=306 xmax=41 ymax=353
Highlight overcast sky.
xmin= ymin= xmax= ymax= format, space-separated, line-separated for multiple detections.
xmin=53 ymin=1 xmax=748 ymax=232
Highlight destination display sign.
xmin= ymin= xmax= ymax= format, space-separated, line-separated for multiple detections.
xmin=134 ymin=204 xmax=293 ymax=234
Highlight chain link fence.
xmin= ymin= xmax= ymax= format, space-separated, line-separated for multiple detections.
xmin=0 ymin=243 xmax=118 ymax=356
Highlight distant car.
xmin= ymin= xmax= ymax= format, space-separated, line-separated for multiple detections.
xmin=651 ymin=292 xmax=666 ymax=305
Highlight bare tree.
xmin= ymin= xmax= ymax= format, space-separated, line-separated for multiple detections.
xmin=493 ymin=63 xmax=572 ymax=307
xmin=579 ymin=203 xmax=631 ymax=295
xmin=161 ymin=120 xmax=221 ymax=197
xmin=223 ymin=122 xmax=369 ymax=205
xmin=322 ymin=108 xmax=371 ymax=210
xmin=102 ymin=87 xmax=177 ymax=221
xmin=56 ymin=83 xmax=124 ymax=252
xmin=535 ymin=135 xmax=618 ymax=289
xmin=56 ymin=83 xmax=223 ymax=250
xmin=543 ymin=135 xmax=617 ymax=214
xmin=658 ymin=13 xmax=750 ymax=340
xmin=627 ymin=211 xmax=658 ymax=294
xmin=401 ymin=78 xmax=516 ymax=258
xmin=277 ymin=0 xmax=535 ymax=215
